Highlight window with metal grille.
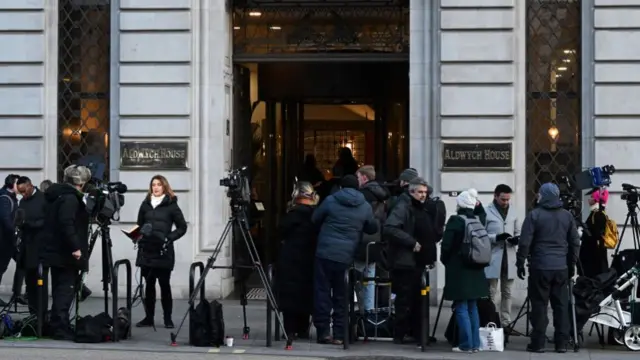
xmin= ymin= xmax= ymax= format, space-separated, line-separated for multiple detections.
xmin=526 ymin=0 xmax=581 ymax=208
xmin=57 ymin=0 xmax=111 ymax=181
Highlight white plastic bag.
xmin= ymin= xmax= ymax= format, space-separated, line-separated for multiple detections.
xmin=479 ymin=322 xmax=504 ymax=352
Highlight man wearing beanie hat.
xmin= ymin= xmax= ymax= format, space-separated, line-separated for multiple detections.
xmin=516 ymin=182 xmax=580 ymax=353
xmin=311 ymin=174 xmax=377 ymax=345
xmin=387 ymin=168 xmax=419 ymax=213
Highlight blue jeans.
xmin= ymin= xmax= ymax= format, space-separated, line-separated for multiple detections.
xmin=454 ymin=300 xmax=481 ymax=350
xmin=354 ymin=261 xmax=375 ymax=311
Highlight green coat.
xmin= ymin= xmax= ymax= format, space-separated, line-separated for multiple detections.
xmin=441 ymin=207 xmax=490 ymax=302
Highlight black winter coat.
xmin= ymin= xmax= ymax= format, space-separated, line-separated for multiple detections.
xmin=135 ymin=195 xmax=187 ymax=270
xmin=276 ymin=204 xmax=318 ymax=313
xmin=18 ymin=188 xmax=47 ymax=270
xmin=383 ymin=193 xmax=437 ymax=269
xmin=0 ymin=187 xmax=17 ymax=248
xmin=579 ymin=210 xmax=609 ymax=278
xmin=41 ymin=183 xmax=90 ymax=270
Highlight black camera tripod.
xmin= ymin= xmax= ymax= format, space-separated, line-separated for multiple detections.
xmin=170 ymin=202 xmax=291 ymax=348
xmin=614 ymin=201 xmax=640 ymax=255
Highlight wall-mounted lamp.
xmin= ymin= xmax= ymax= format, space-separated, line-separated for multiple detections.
xmin=548 ymin=125 xmax=559 ymax=141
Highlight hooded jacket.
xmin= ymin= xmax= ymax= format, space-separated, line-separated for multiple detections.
xmin=516 ymin=183 xmax=581 ymax=271
xmin=41 ymin=183 xmax=90 ymax=270
xmin=312 ymin=188 xmax=377 ymax=264
xmin=18 ymin=187 xmax=47 ymax=269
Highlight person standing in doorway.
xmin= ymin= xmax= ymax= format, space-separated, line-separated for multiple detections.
xmin=135 ymin=175 xmax=188 ymax=329
xmin=484 ymin=184 xmax=520 ymax=328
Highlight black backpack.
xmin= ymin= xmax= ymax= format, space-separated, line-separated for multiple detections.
xmin=75 ymin=312 xmax=113 ymax=343
xmin=190 ymin=300 xmax=225 ymax=347
xmin=425 ymin=196 xmax=446 ymax=242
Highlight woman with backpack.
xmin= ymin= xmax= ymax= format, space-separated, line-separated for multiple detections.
xmin=276 ymin=182 xmax=319 ymax=340
xmin=135 ymin=175 xmax=188 ymax=329
xmin=440 ymin=189 xmax=489 ymax=353
xmin=578 ymin=189 xmax=610 ymax=278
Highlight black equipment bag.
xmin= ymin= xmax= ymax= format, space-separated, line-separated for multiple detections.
xmin=75 ymin=312 xmax=113 ymax=343
xmin=190 ymin=299 xmax=225 ymax=347
xmin=445 ymin=298 xmax=500 ymax=346
xmin=209 ymin=300 xmax=225 ymax=347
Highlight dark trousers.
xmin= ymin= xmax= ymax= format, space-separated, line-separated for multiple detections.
xmin=49 ymin=266 xmax=77 ymax=336
xmin=313 ymin=258 xmax=349 ymax=340
xmin=528 ymin=269 xmax=569 ymax=347
xmin=141 ymin=267 xmax=173 ymax=319
xmin=0 ymin=240 xmax=14 ymax=286
xmin=392 ymin=268 xmax=422 ymax=340
xmin=283 ymin=311 xmax=310 ymax=338
xmin=25 ymin=266 xmax=49 ymax=317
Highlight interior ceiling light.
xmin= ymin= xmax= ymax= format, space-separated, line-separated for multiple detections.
xmin=548 ymin=126 xmax=559 ymax=141
xmin=563 ymin=59 xmax=571 ymax=63
xmin=270 ymin=26 xmax=282 ymax=30
xmin=563 ymin=49 xmax=575 ymax=54
xmin=249 ymin=11 xmax=262 ymax=17
xmin=557 ymin=66 xmax=568 ymax=71
xmin=233 ymin=26 xmax=240 ymax=30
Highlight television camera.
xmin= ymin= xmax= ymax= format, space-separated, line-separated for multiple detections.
xmin=220 ymin=166 xmax=251 ymax=207
xmin=621 ymin=183 xmax=640 ymax=206
xmin=85 ymin=180 xmax=127 ymax=224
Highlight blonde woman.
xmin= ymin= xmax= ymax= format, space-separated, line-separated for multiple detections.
xmin=276 ymin=182 xmax=319 ymax=340
xmin=135 ymin=175 xmax=187 ymax=329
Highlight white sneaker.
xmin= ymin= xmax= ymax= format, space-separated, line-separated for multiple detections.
xmin=452 ymin=347 xmax=472 ymax=353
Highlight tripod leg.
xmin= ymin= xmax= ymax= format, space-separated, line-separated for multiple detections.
xmin=236 ymin=216 xmax=291 ymax=348
xmin=170 ymin=219 xmax=233 ymax=345
xmin=240 ymin=281 xmax=250 ymax=339
xmin=430 ymin=295 xmax=445 ymax=342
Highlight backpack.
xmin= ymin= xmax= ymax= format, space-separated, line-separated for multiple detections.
xmin=209 ymin=300 xmax=225 ymax=347
xmin=190 ymin=300 xmax=212 ymax=346
xmin=75 ymin=312 xmax=113 ymax=343
xmin=459 ymin=215 xmax=492 ymax=267
xmin=425 ymin=197 xmax=446 ymax=242
xmin=595 ymin=210 xmax=618 ymax=249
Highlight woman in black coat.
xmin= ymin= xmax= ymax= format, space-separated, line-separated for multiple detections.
xmin=135 ymin=175 xmax=187 ymax=329
xmin=276 ymin=182 xmax=319 ymax=340
xmin=579 ymin=190 xmax=610 ymax=278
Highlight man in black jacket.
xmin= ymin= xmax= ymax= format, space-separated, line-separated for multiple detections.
xmin=383 ymin=177 xmax=435 ymax=344
xmin=16 ymin=176 xmax=48 ymax=316
xmin=0 ymin=174 xmax=20 ymax=306
xmin=516 ymin=182 xmax=581 ymax=353
xmin=41 ymin=165 xmax=91 ymax=340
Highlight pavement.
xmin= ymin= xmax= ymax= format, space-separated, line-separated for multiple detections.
xmin=0 ymin=296 xmax=637 ymax=360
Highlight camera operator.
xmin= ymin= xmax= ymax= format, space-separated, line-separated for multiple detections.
xmin=41 ymin=165 xmax=91 ymax=340
xmin=135 ymin=175 xmax=187 ymax=329
xmin=516 ymin=183 xmax=580 ymax=353
xmin=15 ymin=176 xmax=47 ymax=315
xmin=0 ymin=174 xmax=20 ymax=306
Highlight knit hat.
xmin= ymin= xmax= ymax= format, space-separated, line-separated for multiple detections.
xmin=398 ymin=168 xmax=419 ymax=182
xmin=340 ymin=174 xmax=359 ymax=189
xmin=456 ymin=188 xmax=479 ymax=210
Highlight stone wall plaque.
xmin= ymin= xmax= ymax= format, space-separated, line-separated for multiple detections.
xmin=120 ymin=141 xmax=188 ymax=170
xmin=442 ymin=142 xmax=512 ymax=169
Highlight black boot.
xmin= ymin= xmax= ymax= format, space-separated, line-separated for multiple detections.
xmin=164 ymin=315 xmax=174 ymax=329
xmin=137 ymin=296 xmax=155 ymax=327
xmin=161 ymin=296 xmax=173 ymax=329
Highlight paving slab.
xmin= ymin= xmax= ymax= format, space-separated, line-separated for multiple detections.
xmin=0 ymin=297 xmax=636 ymax=360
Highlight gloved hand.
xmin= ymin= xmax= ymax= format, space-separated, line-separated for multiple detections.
xmin=569 ymin=264 xmax=576 ymax=278
xmin=517 ymin=266 xmax=526 ymax=280
xmin=496 ymin=233 xmax=512 ymax=242
xmin=507 ymin=236 xmax=519 ymax=246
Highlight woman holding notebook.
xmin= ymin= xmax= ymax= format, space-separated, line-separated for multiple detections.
xmin=134 ymin=175 xmax=187 ymax=329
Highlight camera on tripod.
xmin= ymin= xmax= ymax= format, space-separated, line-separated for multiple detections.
xmin=85 ymin=180 xmax=128 ymax=223
xmin=220 ymin=166 xmax=251 ymax=206
xmin=621 ymin=183 xmax=640 ymax=205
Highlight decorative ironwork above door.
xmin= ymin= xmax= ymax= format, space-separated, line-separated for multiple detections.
xmin=232 ymin=7 xmax=409 ymax=58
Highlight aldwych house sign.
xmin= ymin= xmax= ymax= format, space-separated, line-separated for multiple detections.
xmin=442 ymin=143 xmax=512 ymax=169
xmin=120 ymin=141 xmax=188 ymax=169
